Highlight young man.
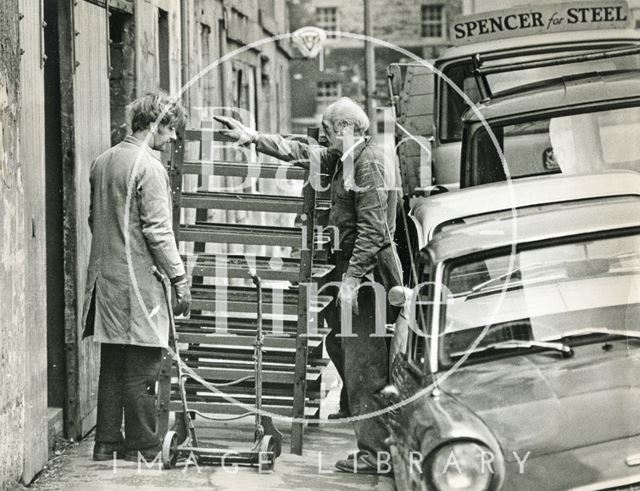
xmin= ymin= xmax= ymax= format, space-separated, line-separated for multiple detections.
xmin=82 ymin=92 xmax=191 ymax=461
xmin=215 ymin=97 xmax=402 ymax=475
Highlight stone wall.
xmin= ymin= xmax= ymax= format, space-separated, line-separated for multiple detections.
xmin=288 ymin=0 xmax=462 ymax=127
xmin=290 ymin=0 xmax=462 ymax=48
xmin=0 ymin=0 xmax=27 ymax=487
xmin=0 ymin=2 xmax=295 ymax=485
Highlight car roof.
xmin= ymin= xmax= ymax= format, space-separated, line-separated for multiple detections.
xmin=411 ymin=171 xmax=640 ymax=249
xmin=462 ymin=70 xmax=640 ymax=123
xmin=426 ymin=195 xmax=640 ymax=264
xmin=437 ymin=29 xmax=640 ymax=62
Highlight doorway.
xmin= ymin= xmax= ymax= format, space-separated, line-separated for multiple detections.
xmin=43 ymin=0 xmax=65 ymax=410
xmin=43 ymin=0 xmax=66 ymax=438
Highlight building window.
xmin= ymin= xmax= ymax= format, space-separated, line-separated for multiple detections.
xmin=316 ymin=7 xmax=338 ymax=38
xmin=158 ymin=9 xmax=170 ymax=91
xmin=421 ymin=4 xmax=445 ymax=38
xmin=317 ymin=81 xmax=341 ymax=100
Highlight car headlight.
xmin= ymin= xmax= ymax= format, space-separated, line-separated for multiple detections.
xmin=429 ymin=442 xmax=494 ymax=491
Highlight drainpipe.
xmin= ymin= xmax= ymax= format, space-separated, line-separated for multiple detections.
xmin=180 ymin=0 xmax=188 ymax=104
xmin=364 ymin=0 xmax=376 ymax=135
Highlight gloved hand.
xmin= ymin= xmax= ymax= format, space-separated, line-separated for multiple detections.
xmin=171 ymin=277 xmax=192 ymax=317
xmin=213 ymin=115 xmax=259 ymax=145
xmin=337 ymin=275 xmax=361 ymax=316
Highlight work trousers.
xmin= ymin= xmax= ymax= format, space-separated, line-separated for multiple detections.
xmin=342 ymin=282 xmax=396 ymax=456
xmin=333 ymin=246 xmax=402 ymax=456
xmin=95 ymin=343 xmax=162 ymax=450
xmin=321 ymin=270 xmax=350 ymax=415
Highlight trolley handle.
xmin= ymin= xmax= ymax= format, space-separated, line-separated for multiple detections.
xmin=150 ymin=266 xmax=171 ymax=305
xmin=248 ymin=268 xmax=261 ymax=286
xmin=150 ymin=265 xmax=166 ymax=283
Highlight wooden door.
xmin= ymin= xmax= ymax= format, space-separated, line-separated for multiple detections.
xmin=58 ymin=0 xmax=110 ymax=439
xmin=19 ymin=0 xmax=49 ymax=482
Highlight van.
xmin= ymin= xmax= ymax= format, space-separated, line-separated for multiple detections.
xmin=388 ymin=1 xmax=640 ymax=193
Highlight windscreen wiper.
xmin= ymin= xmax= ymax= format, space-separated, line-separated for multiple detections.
xmin=551 ymin=328 xmax=640 ymax=342
xmin=464 ymin=263 xmax=561 ymax=299
xmin=451 ymin=339 xmax=574 ymax=359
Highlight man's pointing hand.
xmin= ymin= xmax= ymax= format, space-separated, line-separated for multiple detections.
xmin=213 ymin=115 xmax=258 ymax=145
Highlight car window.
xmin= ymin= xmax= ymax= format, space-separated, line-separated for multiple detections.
xmin=440 ymin=50 xmax=640 ymax=143
xmin=439 ymin=233 xmax=640 ymax=367
xmin=470 ymin=105 xmax=640 ymax=186
xmin=485 ymin=52 xmax=640 ymax=94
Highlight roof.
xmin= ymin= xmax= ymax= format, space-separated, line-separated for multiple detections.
xmin=462 ymin=70 xmax=640 ymax=123
xmin=411 ymin=171 xmax=640 ymax=248
xmin=426 ymin=196 xmax=640 ymax=264
xmin=437 ymin=29 xmax=640 ymax=63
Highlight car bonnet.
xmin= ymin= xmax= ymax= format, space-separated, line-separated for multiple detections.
xmin=438 ymin=340 xmax=640 ymax=462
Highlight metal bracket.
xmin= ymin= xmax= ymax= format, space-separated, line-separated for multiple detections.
xmin=72 ymin=0 xmax=79 ymax=72
xmin=106 ymin=0 xmax=111 ymax=76
xmin=40 ymin=0 xmax=47 ymax=67
xmin=18 ymin=12 xmax=24 ymax=57
xmin=472 ymin=53 xmax=492 ymax=101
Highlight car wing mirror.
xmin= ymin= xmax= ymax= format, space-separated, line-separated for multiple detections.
xmin=389 ymin=285 xmax=412 ymax=307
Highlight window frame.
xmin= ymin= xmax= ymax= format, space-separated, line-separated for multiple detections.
xmin=316 ymin=80 xmax=341 ymax=101
xmin=420 ymin=3 xmax=446 ymax=40
xmin=315 ymin=6 xmax=338 ymax=39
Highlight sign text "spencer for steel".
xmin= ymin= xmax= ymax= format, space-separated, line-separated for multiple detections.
xmin=450 ymin=1 xmax=630 ymax=46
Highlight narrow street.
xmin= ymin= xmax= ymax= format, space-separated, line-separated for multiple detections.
xmin=30 ymin=419 xmax=394 ymax=491
xmin=29 ymin=373 xmax=394 ymax=491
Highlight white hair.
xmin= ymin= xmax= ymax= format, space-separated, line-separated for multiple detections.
xmin=323 ymin=97 xmax=370 ymax=135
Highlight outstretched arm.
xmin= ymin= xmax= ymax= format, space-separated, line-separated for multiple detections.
xmin=213 ymin=115 xmax=330 ymax=171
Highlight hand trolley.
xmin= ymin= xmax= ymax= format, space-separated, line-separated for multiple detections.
xmin=151 ymin=267 xmax=283 ymax=472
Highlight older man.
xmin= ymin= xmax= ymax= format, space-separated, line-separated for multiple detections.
xmin=215 ymin=97 xmax=402 ymax=474
xmin=82 ymin=93 xmax=191 ymax=462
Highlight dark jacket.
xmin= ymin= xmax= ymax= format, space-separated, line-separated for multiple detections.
xmin=255 ymin=134 xmax=402 ymax=285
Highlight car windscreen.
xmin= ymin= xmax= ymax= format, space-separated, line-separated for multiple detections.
xmin=468 ymin=105 xmax=640 ymax=186
xmin=439 ymin=233 xmax=640 ymax=368
xmin=440 ymin=50 xmax=640 ymax=143
xmin=434 ymin=196 xmax=638 ymax=237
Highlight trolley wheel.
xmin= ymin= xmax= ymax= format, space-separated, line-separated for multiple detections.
xmin=169 ymin=413 xmax=188 ymax=445
xmin=162 ymin=431 xmax=178 ymax=469
xmin=258 ymin=435 xmax=275 ymax=472
xmin=261 ymin=416 xmax=282 ymax=458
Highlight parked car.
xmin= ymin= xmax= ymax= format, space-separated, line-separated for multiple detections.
xmin=408 ymin=171 xmax=640 ymax=252
xmin=384 ymin=194 xmax=640 ymax=490
xmin=393 ymin=171 xmax=640 ymax=370
xmin=459 ymin=61 xmax=640 ymax=188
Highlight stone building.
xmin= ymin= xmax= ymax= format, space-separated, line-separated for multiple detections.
xmin=0 ymin=1 xmax=292 ymax=487
xmin=287 ymin=0 xmax=463 ymax=132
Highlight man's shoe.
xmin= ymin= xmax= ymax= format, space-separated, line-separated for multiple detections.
xmin=124 ymin=444 xmax=163 ymax=463
xmin=335 ymin=452 xmax=393 ymax=476
xmin=93 ymin=442 xmax=125 ymax=461
xmin=327 ymin=409 xmax=350 ymax=420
